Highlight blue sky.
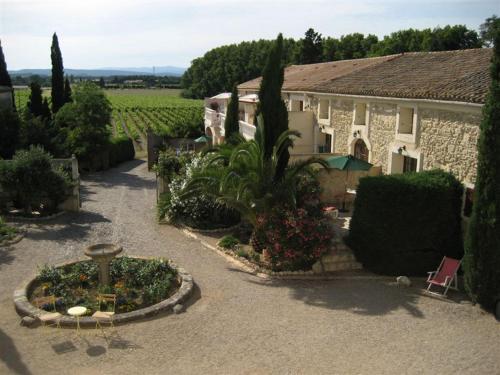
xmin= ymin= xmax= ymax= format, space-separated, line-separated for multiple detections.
xmin=1 ymin=0 xmax=499 ymax=70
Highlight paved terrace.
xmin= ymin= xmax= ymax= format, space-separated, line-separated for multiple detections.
xmin=0 ymin=159 xmax=498 ymax=374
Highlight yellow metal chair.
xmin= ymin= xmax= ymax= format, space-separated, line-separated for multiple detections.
xmin=92 ymin=293 xmax=116 ymax=331
xmin=34 ymin=295 xmax=62 ymax=329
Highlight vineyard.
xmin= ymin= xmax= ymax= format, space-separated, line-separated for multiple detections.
xmin=14 ymin=88 xmax=204 ymax=152
xmin=108 ymin=89 xmax=204 ymax=150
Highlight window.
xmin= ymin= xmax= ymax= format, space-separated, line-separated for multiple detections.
xmin=291 ymin=100 xmax=304 ymax=111
xmin=398 ymin=107 xmax=414 ymax=134
xmin=403 ymin=156 xmax=417 ymax=173
xmin=319 ymin=99 xmax=329 ymax=120
xmin=354 ymin=103 xmax=367 ymax=125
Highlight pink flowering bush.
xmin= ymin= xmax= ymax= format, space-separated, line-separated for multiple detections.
xmin=254 ymin=206 xmax=333 ymax=271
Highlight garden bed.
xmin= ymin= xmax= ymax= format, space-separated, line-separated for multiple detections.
xmin=0 ymin=217 xmax=23 ymax=245
xmin=14 ymin=256 xmax=194 ymax=327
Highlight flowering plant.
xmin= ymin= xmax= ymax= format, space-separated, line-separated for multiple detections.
xmin=254 ymin=206 xmax=333 ymax=271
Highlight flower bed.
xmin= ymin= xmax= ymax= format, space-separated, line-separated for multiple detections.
xmin=29 ymin=257 xmax=180 ymax=315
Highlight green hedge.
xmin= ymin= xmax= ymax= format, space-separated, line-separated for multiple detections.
xmin=347 ymin=170 xmax=464 ymax=275
xmin=108 ymin=136 xmax=135 ymax=167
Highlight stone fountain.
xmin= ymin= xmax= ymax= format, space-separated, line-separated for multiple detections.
xmin=84 ymin=244 xmax=123 ymax=286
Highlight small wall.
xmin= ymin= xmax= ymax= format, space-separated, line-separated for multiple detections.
xmin=318 ymin=166 xmax=382 ymax=206
xmin=289 ymin=111 xmax=315 ymax=154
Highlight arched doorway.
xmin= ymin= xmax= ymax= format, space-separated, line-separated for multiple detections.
xmin=354 ymin=139 xmax=369 ymax=162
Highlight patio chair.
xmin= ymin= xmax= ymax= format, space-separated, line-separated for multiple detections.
xmin=34 ymin=295 xmax=62 ymax=329
xmin=92 ymin=293 xmax=116 ymax=331
xmin=426 ymin=256 xmax=461 ymax=297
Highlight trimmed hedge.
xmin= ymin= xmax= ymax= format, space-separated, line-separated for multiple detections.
xmin=109 ymin=136 xmax=135 ymax=167
xmin=347 ymin=170 xmax=464 ymax=275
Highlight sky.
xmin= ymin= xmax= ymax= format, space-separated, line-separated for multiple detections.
xmin=1 ymin=0 xmax=499 ymax=70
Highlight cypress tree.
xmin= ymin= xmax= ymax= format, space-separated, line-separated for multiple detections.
xmin=0 ymin=40 xmax=15 ymax=110
xmin=64 ymin=76 xmax=72 ymax=103
xmin=41 ymin=98 xmax=51 ymax=121
xmin=51 ymin=33 xmax=65 ymax=113
xmin=256 ymin=33 xmax=289 ymax=179
xmin=27 ymin=82 xmax=44 ymax=117
xmin=463 ymin=29 xmax=500 ymax=312
xmin=224 ymin=85 xmax=240 ymax=143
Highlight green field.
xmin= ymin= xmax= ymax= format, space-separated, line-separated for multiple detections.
xmin=107 ymin=89 xmax=204 ymax=148
xmin=13 ymin=88 xmax=32 ymax=111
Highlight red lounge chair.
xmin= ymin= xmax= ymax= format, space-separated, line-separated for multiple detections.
xmin=426 ymin=257 xmax=461 ymax=297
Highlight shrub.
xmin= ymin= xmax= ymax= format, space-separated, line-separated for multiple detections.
xmin=158 ymin=155 xmax=240 ymax=229
xmin=0 ymin=108 xmax=20 ymax=159
xmin=0 ymin=146 xmax=70 ymax=214
xmin=218 ymin=235 xmax=240 ymax=249
xmin=108 ymin=136 xmax=135 ymax=166
xmin=254 ymin=206 xmax=333 ymax=271
xmin=154 ymin=148 xmax=182 ymax=181
xmin=347 ymin=170 xmax=464 ymax=275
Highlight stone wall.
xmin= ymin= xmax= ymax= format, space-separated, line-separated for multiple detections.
xmin=420 ymin=109 xmax=481 ymax=185
xmin=329 ymin=99 xmax=353 ymax=154
xmin=368 ymin=103 xmax=397 ymax=172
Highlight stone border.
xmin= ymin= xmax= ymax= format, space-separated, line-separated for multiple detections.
xmin=181 ymin=227 xmax=391 ymax=281
xmin=0 ymin=231 xmax=25 ymax=247
xmin=178 ymin=222 xmax=242 ymax=235
xmin=4 ymin=210 xmax=66 ymax=222
xmin=13 ymin=256 xmax=194 ymax=328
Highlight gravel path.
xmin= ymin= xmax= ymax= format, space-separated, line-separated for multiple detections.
xmin=0 ymin=159 xmax=499 ymax=375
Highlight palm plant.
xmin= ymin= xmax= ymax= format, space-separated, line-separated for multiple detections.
xmin=182 ymin=115 xmax=328 ymax=227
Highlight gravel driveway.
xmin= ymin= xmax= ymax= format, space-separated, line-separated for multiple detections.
xmin=0 ymin=159 xmax=499 ymax=375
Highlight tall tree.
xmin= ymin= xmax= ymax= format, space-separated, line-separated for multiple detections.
xmin=224 ymin=86 xmax=240 ymax=143
xmin=296 ymin=28 xmax=323 ymax=64
xmin=51 ymin=33 xmax=65 ymax=113
xmin=0 ymin=40 xmax=15 ymax=109
xmin=63 ymin=76 xmax=72 ymax=103
xmin=463 ymin=29 xmax=500 ymax=312
xmin=256 ymin=33 xmax=289 ymax=180
xmin=480 ymin=15 xmax=500 ymax=47
xmin=27 ymin=82 xmax=44 ymax=117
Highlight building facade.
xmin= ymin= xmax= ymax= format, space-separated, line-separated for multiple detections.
xmin=205 ymin=48 xmax=492 ymax=191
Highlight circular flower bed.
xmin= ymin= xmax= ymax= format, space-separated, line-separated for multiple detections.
xmin=29 ymin=257 xmax=179 ymax=315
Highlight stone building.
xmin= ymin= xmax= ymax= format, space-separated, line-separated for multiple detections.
xmin=205 ymin=48 xmax=493 ymax=194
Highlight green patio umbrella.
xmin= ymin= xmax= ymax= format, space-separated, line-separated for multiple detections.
xmin=326 ymin=154 xmax=373 ymax=171
xmin=326 ymin=154 xmax=373 ymax=211
xmin=194 ymin=135 xmax=212 ymax=143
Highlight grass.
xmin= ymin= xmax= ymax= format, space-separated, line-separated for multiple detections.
xmin=0 ymin=217 xmax=18 ymax=241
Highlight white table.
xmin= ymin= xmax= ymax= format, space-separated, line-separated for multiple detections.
xmin=67 ymin=306 xmax=87 ymax=333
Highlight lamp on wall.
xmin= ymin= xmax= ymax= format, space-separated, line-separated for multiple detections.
xmin=353 ymin=130 xmax=361 ymax=138
xmin=398 ymin=145 xmax=407 ymax=154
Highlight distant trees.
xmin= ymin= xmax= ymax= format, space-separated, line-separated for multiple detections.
xmin=463 ymin=27 xmax=500 ymax=312
xmin=181 ymin=23 xmax=485 ymax=99
xmin=224 ymin=86 xmax=240 ymax=143
xmin=257 ymin=34 xmax=289 ymax=180
xmin=51 ymin=33 xmax=65 ymax=113
xmin=295 ymin=28 xmax=323 ymax=64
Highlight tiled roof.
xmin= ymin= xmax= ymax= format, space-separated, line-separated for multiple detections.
xmin=238 ymin=49 xmax=493 ymax=104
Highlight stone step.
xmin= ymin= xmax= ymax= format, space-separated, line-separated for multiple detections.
xmin=312 ymin=259 xmax=363 ymax=273
xmin=322 ymin=252 xmax=356 ymax=263
xmin=323 ymin=261 xmax=362 ymax=272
